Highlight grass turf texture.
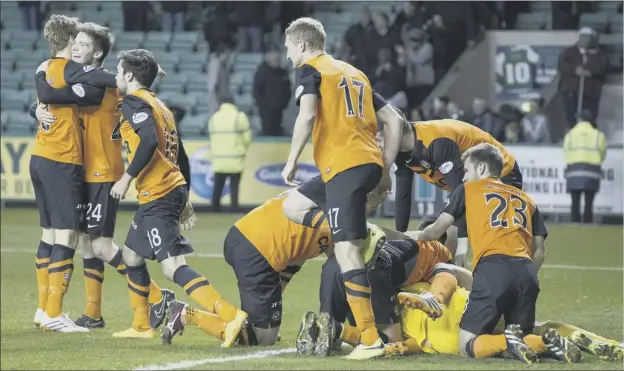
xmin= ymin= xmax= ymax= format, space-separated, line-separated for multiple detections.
xmin=1 ymin=208 xmax=622 ymax=370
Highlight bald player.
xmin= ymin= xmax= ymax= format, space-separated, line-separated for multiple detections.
xmin=280 ymin=17 xmax=405 ymax=360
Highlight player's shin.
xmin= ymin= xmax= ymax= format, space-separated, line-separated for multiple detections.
xmin=429 ymin=271 xmax=458 ymax=305
xmin=107 ymin=244 xmax=127 ymax=276
xmin=83 ymin=257 xmax=104 ymax=320
xmin=335 ymin=322 xmax=361 ymax=346
xmin=469 ymin=334 xmax=508 ymax=358
xmin=35 ymin=240 xmax=53 ymax=311
xmin=342 ymin=268 xmax=380 ymax=346
xmin=171 ymin=265 xmax=237 ymax=322
xmin=126 ymin=264 xmax=151 ymax=331
xmin=45 ymin=243 xmax=76 ymax=318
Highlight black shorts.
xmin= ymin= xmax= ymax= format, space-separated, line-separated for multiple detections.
xmin=223 ymin=226 xmax=282 ymax=328
xmin=124 ymin=185 xmax=193 ymax=262
xmin=29 ymin=155 xmax=86 ymax=230
xmin=501 ymin=161 xmax=523 ymax=190
xmin=297 ymin=174 xmax=326 ymax=207
xmin=325 ymin=163 xmax=382 ymax=242
xmin=459 ymin=254 xmax=540 ymax=336
xmin=84 ymin=182 xmax=119 ymax=238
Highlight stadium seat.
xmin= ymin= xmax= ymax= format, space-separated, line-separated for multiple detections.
xmin=185 ymin=72 xmax=208 ymax=93
xmin=154 ymin=51 xmax=180 ymax=74
xmin=1 ymin=49 xmax=17 ymax=70
xmin=529 ymin=2 xmax=552 ymax=12
xmin=8 ymin=30 xmax=39 ymax=51
xmin=234 ymin=53 xmax=264 ymax=68
xmin=178 ymin=52 xmax=208 ymax=73
xmin=597 ymin=2 xmax=621 ymax=12
xmin=1 ymin=8 xmax=22 ymax=30
xmin=234 ymin=94 xmax=254 ymax=112
xmin=170 ymin=32 xmax=201 ymax=54
xmin=608 ymin=13 xmax=623 ymax=33
xmin=192 ymin=94 xmax=212 ymax=114
xmin=1 ymin=69 xmax=21 ymax=90
xmin=180 ymin=113 xmax=210 ymax=137
xmin=6 ymin=110 xmax=37 ymax=135
xmin=1 ymin=30 xmax=10 ymax=49
xmin=103 ymin=57 xmax=118 ymax=73
xmin=599 ymin=33 xmax=623 ymax=47
xmin=579 ymin=13 xmax=609 ymax=33
xmin=159 ymin=91 xmax=196 ymax=114
xmin=82 ymin=11 xmax=110 ymax=29
xmin=196 ymin=40 xmax=210 ymax=55
xmin=16 ymin=50 xmax=48 ymax=73
xmin=1 ymin=110 xmax=9 ymax=132
xmin=2 ymin=90 xmax=31 ymax=112
xmin=143 ymin=32 xmax=172 ymax=52
xmin=515 ymin=12 xmax=549 ymax=30
xmin=100 ymin=2 xmax=122 ymax=13
xmin=113 ymin=32 xmax=144 ymax=51
xmin=158 ymin=72 xmax=188 ymax=93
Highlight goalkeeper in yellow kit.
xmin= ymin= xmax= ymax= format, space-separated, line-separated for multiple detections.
xmin=397 ymin=282 xmax=623 ymax=362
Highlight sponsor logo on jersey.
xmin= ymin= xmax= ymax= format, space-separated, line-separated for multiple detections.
xmin=439 ymin=161 xmax=454 ymax=174
xmin=254 ymin=163 xmax=319 ymax=187
xmin=132 ymin=112 xmax=148 ymax=124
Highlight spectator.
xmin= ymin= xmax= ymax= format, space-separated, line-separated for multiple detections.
xmin=372 ymin=47 xmax=406 ymax=108
xmin=208 ymin=94 xmax=252 ymax=213
xmin=253 ymin=49 xmax=291 ymax=136
xmin=203 ymin=3 xmax=236 ymax=52
xmin=429 ymin=3 xmax=477 ymax=69
xmin=430 ymin=96 xmax=450 ymax=119
xmin=499 ymin=103 xmax=524 ymax=143
xmin=123 ymin=2 xmax=149 ymax=31
xmin=18 ymin=1 xmax=40 ymax=31
xmin=557 ymin=27 xmax=609 ymax=128
xmin=563 ymin=109 xmax=607 ymax=223
xmin=392 ymin=1 xmax=431 ymax=42
xmin=207 ymin=45 xmax=233 ymax=117
xmin=333 ymin=38 xmax=356 ymax=65
xmin=469 ymin=98 xmax=505 ymax=142
xmin=344 ymin=7 xmax=374 ymax=75
xmin=236 ymin=1 xmax=267 ymax=52
xmin=399 ymin=28 xmax=434 ymax=109
xmin=520 ymin=100 xmax=551 ymax=144
xmin=368 ymin=12 xmax=401 ymax=73
xmin=446 ymin=101 xmax=465 ymax=121
xmin=161 ymin=1 xmax=188 ymax=32
xmin=425 ymin=14 xmax=448 ymax=82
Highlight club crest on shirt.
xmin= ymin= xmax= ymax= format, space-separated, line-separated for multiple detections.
xmin=72 ymin=84 xmax=86 ymax=98
xmin=439 ymin=161 xmax=454 ymax=174
xmin=132 ymin=112 xmax=148 ymax=124
xmin=83 ymin=65 xmax=95 ymax=73
xmin=420 ymin=160 xmax=431 ymax=169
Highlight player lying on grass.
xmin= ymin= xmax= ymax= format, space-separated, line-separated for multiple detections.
xmin=160 ymin=182 xmax=392 ymax=348
xmin=296 ymin=220 xmax=471 ymax=357
xmin=396 ymin=283 xmax=623 ymax=362
xmin=31 ymin=21 xmax=176 ymax=331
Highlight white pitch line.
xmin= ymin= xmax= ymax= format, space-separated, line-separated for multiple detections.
xmin=1 ymin=247 xmax=622 ymax=271
xmin=134 ymin=347 xmax=297 ymax=370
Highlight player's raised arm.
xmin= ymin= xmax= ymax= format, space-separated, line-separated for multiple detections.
xmin=414 ymin=183 xmax=466 ymax=241
xmin=64 ymin=60 xmax=117 ymax=88
xmin=530 ymin=207 xmax=548 ymax=272
xmin=283 ymin=65 xmax=321 ymax=186
xmin=34 ymin=70 xmax=106 ymax=107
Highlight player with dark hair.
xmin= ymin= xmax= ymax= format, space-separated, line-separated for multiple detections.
xmin=109 ymin=49 xmax=246 ymax=346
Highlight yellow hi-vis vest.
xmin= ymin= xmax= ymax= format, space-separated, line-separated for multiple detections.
xmin=563 ymin=121 xmax=606 ymax=191
xmin=208 ymin=103 xmax=252 ymax=173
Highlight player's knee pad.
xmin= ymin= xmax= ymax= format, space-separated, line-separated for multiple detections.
xmin=41 ymin=228 xmax=55 ymax=245
xmin=90 ymin=237 xmax=116 ymax=262
xmin=458 ymin=329 xmax=477 ymax=358
xmin=122 ymin=245 xmax=145 ymax=267
xmin=160 ymin=255 xmax=186 ymax=281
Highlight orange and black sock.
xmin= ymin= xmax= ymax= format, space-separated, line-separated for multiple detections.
xmin=342 ymin=268 xmax=380 ymax=346
xmin=148 ymin=280 xmax=164 ymax=305
xmin=523 ymin=334 xmax=548 ymax=355
xmin=173 ymin=265 xmax=238 ymax=323
xmin=46 ymin=244 xmax=75 ymax=318
xmin=35 ymin=241 xmax=53 ymax=311
xmin=107 ymin=249 xmax=127 ymax=276
xmin=302 ymin=208 xmax=325 ymax=228
xmin=183 ymin=305 xmax=227 ymax=340
xmin=83 ymin=258 xmax=104 ymax=319
xmin=429 ymin=271 xmax=458 ymax=305
xmin=334 ymin=322 xmax=361 ymax=346
xmin=467 ymin=334 xmax=507 ymax=358
xmin=126 ymin=264 xmax=151 ymax=331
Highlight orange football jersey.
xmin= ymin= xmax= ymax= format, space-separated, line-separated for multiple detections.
xmin=295 ymin=54 xmax=382 ymax=182
xmin=235 ymin=194 xmax=334 ymax=272
xmin=32 ymin=58 xmax=83 ymax=165
xmin=81 ymin=88 xmax=124 ymax=182
xmin=119 ymin=89 xmax=185 ymax=204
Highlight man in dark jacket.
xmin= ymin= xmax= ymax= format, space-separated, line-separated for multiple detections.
xmin=253 ymin=49 xmax=291 ymax=136
xmin=557 ymin=27 xmax=609 ymax=128
xmin=344 ymin=7 xmax=374 ymax=75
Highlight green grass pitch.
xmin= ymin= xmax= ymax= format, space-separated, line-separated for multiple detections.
xmin=1 ymin=208 xmax=622 ymax=370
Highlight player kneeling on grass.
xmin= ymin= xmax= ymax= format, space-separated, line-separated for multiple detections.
xmin=297 ymin=219 xmax=472 ymax=356
xmin=108 ymin=49 xmax=246 ymax=347
xmin=407 ymin=143 xmax=578 ymax=365
xmin=397 ymin=282 xmax=623 ymax=362
xmin=161 ymin=186 xmax=337 ymax=347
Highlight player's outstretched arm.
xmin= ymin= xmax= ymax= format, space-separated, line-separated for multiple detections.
xmin=531 ymin=236 xmax=546 ymax=272
xmin=394 ymin=160 xmax=414 ymax=232
xmin=283 ymin=94 xmax=316 ymax=186
xmin=34 ymin=71 xmax=106 ymax=107
xmin=410 ymin=184 xmax=466 ymax=242
xmin=375 ymin=97 xmax=404 ymax=170
xmin=366 ymin=222 xmax=408 ymax=241
xmin=64 ymin=60 xmax=117 ymax=88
